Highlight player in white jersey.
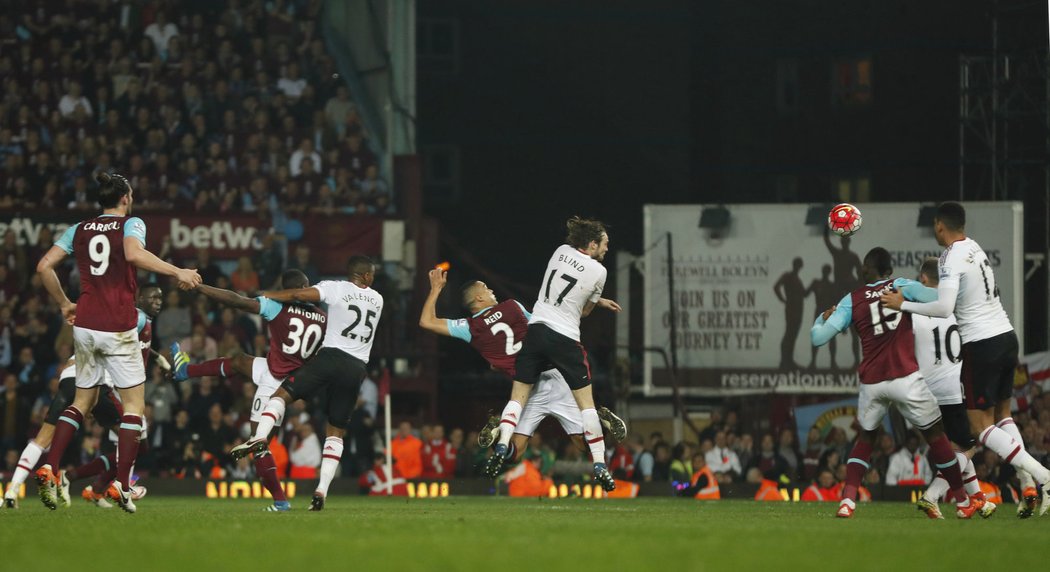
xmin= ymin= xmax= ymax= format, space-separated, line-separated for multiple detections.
xmin=230 ymin=255 xmax=383 ymax=511
xmin=484 ymin=217 xmax=622 ymax=491
xmin=882 ymin=202 xmax=1050 ymax=516
xmin=910 ymin=258 xmax=996 ymax=519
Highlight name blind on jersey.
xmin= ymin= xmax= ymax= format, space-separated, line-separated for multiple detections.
xmin=531 ymin=245 xmax=606 ymax=342
xmin=315 ymin=280 xmax=384 ymax=363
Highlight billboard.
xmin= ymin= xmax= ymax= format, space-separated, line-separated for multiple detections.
xmin=642 ymin=202 xmax=1023 ymax=396
xmin=0 ymin=212 xmax=383 ymax=276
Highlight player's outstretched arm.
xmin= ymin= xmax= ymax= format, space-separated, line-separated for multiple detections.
xmin=881 ymin=283 xmax=956 ymax=317
xmin=419 ymin=268 xmax=452 ymax=336
xmin=259 ymin=287 xmax=322 ymax=304
xmin=197 ymin=284 xmax=261 ymax=314
xmin=37 ymin=245 xmax=75 ymax=324
xmin=124 ymin=237 xmax=201 ymax=289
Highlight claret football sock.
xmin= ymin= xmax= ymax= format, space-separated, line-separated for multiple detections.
xmin=187 ymin=357 xmax=232 ymax=378
xmin=46 ymin=407 xmax=84 ymax=467
xmin=841 ymin=439 xmax=873 ymax=501
xmin=116 ymin=415 xmax=142 ymax=493
xmin=927 ymin=434 xmax=966 ymax=502
xmin=254 ymin=452 xmax=286 ymax=502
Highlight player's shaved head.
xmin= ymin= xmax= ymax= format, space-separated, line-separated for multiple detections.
xmin=862 ymin=247 xmax=893 ymax=281
xmin=461 ymin=280 xmax=481 ymax=310
xmin=919 ymin=257 xmax=939 ymax=285
xmin=934 ymin=201 xmax=965 ymax=231
xmin=280 ymin=269 xmax=309 ymax=289
xmin=347 ymin=255 xmax=376 ymax=285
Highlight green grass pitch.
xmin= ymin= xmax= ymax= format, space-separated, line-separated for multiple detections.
xmin=2 ymin=497 xmax=1047 ymax=571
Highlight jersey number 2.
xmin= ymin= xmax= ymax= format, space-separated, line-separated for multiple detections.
xmin=489 ymin=322 xmax=522 ymax=356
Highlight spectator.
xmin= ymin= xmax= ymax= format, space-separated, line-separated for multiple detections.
xmin=629 ymin=434 xmax=654 ymax=482
xmin=290 ymin=421 xmax=321 ymax=479
xmin=291 ymin=244 xmax=320 ymax=284
xmin=277 ymin=62 xmax=307 ymax=100
xmin=289 ymin=138 xmax=321 ymax=176
xmin=156 ymin=290 xmax=193 ymax=349
xmin=193 ymin=248 xmax=226 ymax=286
xmin=885 ymin=432 xmax=932 ymax=486
xmin=749 ymin=433 xmax=790 ymax=481
xmin=347 ymin=372 xmax=378 ymax=475
xmin=324 ymin=85 xmax=357 ymax=136
xmin=391 ymin=421 xmax=423 ymax=479
xmin=776 ymin=427 xmax=801 ymax=479
xmin=705 ymin=431 xmax=742 ymax=482
xmin=801 ymin=468 xmax=839 ymax=502
xmin=421 ymin=424 xmax=455 ymax=480
xmin=652 ymin=441 xmax=672 ymax=481
xmin=669 ymin=442 xmax=694 ymax=484
xmin=144 ymin=11 xmax=180 ymax=58
xmin=801 ymin=427 xmax=826 ymax=481
xmin=230 ymin=256 xmax=260 ymax=293
xmin=58 ymin=81 xmax=93 ymax=119
xmin=734 ymin=433 xmax=754 ymax=471
xmin=1 ymin=373 xmax=31 ymax=451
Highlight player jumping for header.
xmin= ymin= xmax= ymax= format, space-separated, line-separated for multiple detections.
xmin=483 ymin=217 xmax=622 ymax=491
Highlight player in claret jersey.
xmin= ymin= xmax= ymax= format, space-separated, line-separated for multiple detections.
xmin=2 ymin=284 xmax=163 ymax=510
xmin=882 ymin=201 xmax=1050 ymax=517
xmin=230 ymin=255 xmax=382 ymax=511
xmin=35 ymin=172 xmax=200 ymax=513
xmin=418 ymin=268 xmax=626 ymax=464
xmin=170 ymin=269 xmax=326 ymax=511
xmin=484 ymin=217 xmax=622 ymax=490
xmin=810 ymin=247 xmax=978 ymax=519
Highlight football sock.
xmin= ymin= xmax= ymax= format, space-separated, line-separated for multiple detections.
xmin=7 ymin=441 xmax=45 ymax=495
xmin=497 ymin=401 xmax=523 ymax=447
xmin=46 ymin=407 xmax=84 ymax=468
xmin=254 ymin=398 xmax=286 ymax=439
xmin=925 ymin=475 xmax=949 ymax=502
xmin=254 ymin=452 xmax=287 ymax=502
xmin=927 ymin=433 xmax=967 ymax=503
xmin=996 ymin=418 xmax=1036 ymax=490
xmin=979 ymin=425 xmax=1050 ymax=483
xmin=959 ymin=453 xmax=980 ymax=496
xmin=841 ymin=439 xmax=873 ymax=502
xmin=187 ymin=357 xmax=232 ymax=378
xmin=316 ymin=437 xmax=344 ymax=496
xmin=69 ymin=451 xmax=117 ymax=482
xmin=116 ymin=414 xmax=142 ymax=493
xmin=581 ymin=408 xmax=605 ymax=464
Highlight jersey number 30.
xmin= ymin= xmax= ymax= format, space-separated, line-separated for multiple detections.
xmin=283 ymin=317 xmax=323 ymax=359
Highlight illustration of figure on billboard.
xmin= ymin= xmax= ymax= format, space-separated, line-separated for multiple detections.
xmin=773 ymin=257 xmax=805 ymax=368
xmin=824 ymin=230 xmax=861 ymax=368
xmin=805 ymin=264 xmax=839 ymax=369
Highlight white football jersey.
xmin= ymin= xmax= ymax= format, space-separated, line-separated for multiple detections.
xmin=314 ymin=280 xmax=384 ymax=363
xmin=530 ymin=244 xmax=607 ymax=341
xmin=911 ymin=313 xmax=963 ymax=405
xmin=938 ymin=238 xmax=1013 ymax=343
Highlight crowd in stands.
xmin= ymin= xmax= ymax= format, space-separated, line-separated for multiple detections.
xmin=0 ymin=0 xmax=392 ymax=216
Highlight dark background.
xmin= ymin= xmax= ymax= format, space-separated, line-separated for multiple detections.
xmin=417 ymin=0 xmax=1049 ymax=374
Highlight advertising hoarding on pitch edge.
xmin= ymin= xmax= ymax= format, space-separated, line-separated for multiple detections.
xmin=642 ymin=202 xmax=1024 ymax=396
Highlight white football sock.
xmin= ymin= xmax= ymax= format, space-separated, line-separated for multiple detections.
xmin=958 ymin=453 xmax=980 ymax=496
xmin=253 ymin=398 xmax=286 ymax=440
xmin=581 ymin=408 xmax=606 ymax=464
xmin=996 ymin=418 xmax=1036 ymax=490
xmin=315 ymin=437 xmax=344 ymax=496
xmin=6 ymin=441 xmax=45 ymax=497
xmin=924 ymin=475 xmax=949 ymax=502
xmin=497 ymin=401 xmax=523 ymax=447
xmin=979 ymin=425 xmax=1050 ymax=484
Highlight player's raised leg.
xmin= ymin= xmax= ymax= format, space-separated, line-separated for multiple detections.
xmin=3 ymin=426 xmax=53 ymax=509
xmin=37 ymin=385 xmax=100 ymax=510
xmin=992 ymin=408 xmax=1041 ymax=517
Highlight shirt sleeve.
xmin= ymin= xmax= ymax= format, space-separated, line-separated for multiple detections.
xmin=513 ymin=300 xmax=532 ymax=322
xmin=124 ymin=217 xmax=146 ymax=246
xmin=892 ymin=278 xmax=938 ymax=303
xmin=312 ymin=281 xmax=336 ymax=304
xmin=900 ymin=282 xmax=958 ymax=318
xmin=446 ymin=319 xmax=471 ymax=342
xmin=590 ymin=268 xmax=606 ymax=304
xmin=136 ymin=309 xmax=147 ymax=333
xmin=256 ymin=296 xmax=283 ymax=321
xmin=810 ymin=294 xmax=852 ymax=347
xmin=54 ymin=224 xmax=78 ymax=254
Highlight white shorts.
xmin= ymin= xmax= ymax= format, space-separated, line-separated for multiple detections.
xmin=922 ymin=369 xmax=963 ymax=406
xmin=73 ymin=326 xmax=145 ymax=390
xmin=250 ymin=357 xmax=284 ymax=423
xmin=515 ymin=369 xmax=584 ymax=437
xmin=857 ymin=371 xmax=941 ymax=432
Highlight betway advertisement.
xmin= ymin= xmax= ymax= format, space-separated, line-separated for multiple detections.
xmin=0 ymin=212 xmax=383 ymax=276
xmin=642 ymin=202 xmax=1023 ymax=396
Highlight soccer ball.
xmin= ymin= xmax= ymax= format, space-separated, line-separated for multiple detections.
xmin=828 ymin=203 xmax=862 ymax=237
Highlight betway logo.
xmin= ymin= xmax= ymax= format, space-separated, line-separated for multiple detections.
xmin=0 ymin=218 xmax=73 ymax=247
xmin=170 ymin=218 xmax=260 ymax=250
